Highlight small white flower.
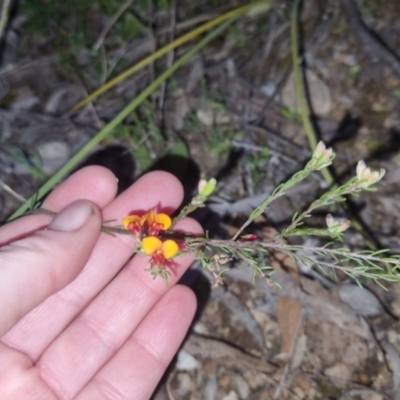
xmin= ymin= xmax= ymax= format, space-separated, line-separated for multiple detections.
xmin=326 ymin=214 xmax=350 ymax=233
xmin=313 ymin=141 xmax=332 ymax=159
xmin=326 ymin=214 xmax=335 ymax=230
xmin=197 ymin=179 xmax=207 ymax=194
xmin=356 ymin=160 xmax=368 ymax=180
xmin=312 ymin=141 xmax=334 ymax=169
xmin=356 ymin=160 xmax=385 ymax=187
xmin=314 ymin=141 xmax=327 ymax=158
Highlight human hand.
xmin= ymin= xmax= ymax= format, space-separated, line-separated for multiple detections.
xmin=0 ymin=166 xmax=202 ymax=399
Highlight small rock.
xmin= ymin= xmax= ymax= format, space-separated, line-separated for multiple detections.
xmin=219 ymin=374 xmax=231 ymax=389
xmin=204 ymin=374 xmax=218 ymax=400
xmin=10 ymin=86 xmax=40 ymax=111
xmin=223 ymin=390 xmax=239 ymax=400
xmin=175 ymin=349 xmax=199 ymax=371
xmin=176 ymin=372 xmax=194 ymax=395
xmin=293 ymin=387 xmax=306 ymax=398
xmin=193 ymin=321 xmax=208 ymax=335
xmin=197 ymin=104 xmax=231 ymax=127
xmin=383 ymin=115 xmax=400 ymax=129
xmin=37 ymin=141 xmax=71 ymax=174
xmin=324 ymin=363 xmax=351 ymax=381
xmin=261 ymin=81 xmax=277 ymax=97
xmin=363 ymin=394 xmax=383 ymax=400
xmin=344 ymin=54 xmax=357 ymax=66
xmin=45 ymin=88 xmax=67 ymax=113
xmin=244 ymin=371 xmax=270 ymax=390
xmin=295 ymin=374 xmax=312 ymax=391
xmin=282 ymin=69 xmax=332 ymax=116
xmin=338 ymin=283 xmax=384 ymax=317
xmin=232 ymin=374 xmax=250 ymax=399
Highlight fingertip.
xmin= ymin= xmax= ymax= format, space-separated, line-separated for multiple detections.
xmin=131 ymin=171 xmax=184 ymax=208
xmin=174 ymin=217 xmax=204 ymax=235
xmin=171 ymin=284 xmax=197 ymax=316
xmin=44 ymin=166 xmax=118 ymax=210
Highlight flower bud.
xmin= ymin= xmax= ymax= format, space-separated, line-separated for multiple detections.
xmin=312 ymin=141 xmax=334 ymax=169
xmin=356 ymin=160 xmax=385 ymax=188
xmin=313 ymin=141 xmax=327 ymax=158
xmin=198 ymin=178 xmax=217 ymax=197
xmin=326 ymin=214 xmax=350 ymax=233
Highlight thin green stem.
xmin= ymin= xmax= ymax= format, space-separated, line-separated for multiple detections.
xmin=0 ymin=0 xmax=11 ymax=42
xmin=290 ymin=0 xmax=332 ymax=184
xmin=290 ymin=0 xmax=378 ymax=250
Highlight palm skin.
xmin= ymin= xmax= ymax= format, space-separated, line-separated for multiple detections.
xmin=0 ymin=166 xmax=201 ymax=399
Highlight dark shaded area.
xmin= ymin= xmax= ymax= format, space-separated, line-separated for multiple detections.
xmin=76 ymin=145 xmax=135 ymax=194
xmin=0 ymin=0 xmax=19 ymax=66
xmin=214 ymin=147 xmax=244 ymax=182
xmin=328 ymin=112 xmax=361 ymax=145
xmin=145 ymin=154 xmax=200 ymax=211
xmin=369 ymin=128 xmax=400 ymax=160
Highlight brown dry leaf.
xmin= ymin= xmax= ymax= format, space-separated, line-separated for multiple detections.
xmin=276 ymin=296 xmax=304 ymax=355
xmin=273 ymin=273 xmax=372 ymax=340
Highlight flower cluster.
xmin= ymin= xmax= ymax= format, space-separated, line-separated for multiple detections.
xmin=122 ymin=210 xmax=179 ymax=277
xmin=122 ymin=209 xmax=172 ymax=236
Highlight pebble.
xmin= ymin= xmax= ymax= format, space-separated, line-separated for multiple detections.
xmin=281 ymin=69 xmax=332 ymax=116
xmin=364 ymin=394 xmax=383 ymax=400
xmin=197 ymin=104 xmax=231 ymax=127
xmin=176 ymin=372 xmax=194 ymax=395
xmin=324 ymin=363 xmax=351 ymax=381
xmin=223 ymin=391 xmax=239 ymax=400
xmin=37 ymin=141 xmax=70 ymax=174
xmin=175 ymin=349 xmax=199 ymax=371
xmin=338 ymin=283 xmax=384 ymax=317
xmin=232 ymin=373 xmax=250 ymax=399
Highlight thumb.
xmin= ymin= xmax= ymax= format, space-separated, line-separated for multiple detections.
xmin=0 ymin=200 xmax=102 ymax=337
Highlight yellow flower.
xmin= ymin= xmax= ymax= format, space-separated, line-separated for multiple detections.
xmin=141 ymin=236 xmax=179 ymax=266
xmin=122 ymin=214 xmax=147 ymax=234
xmin=122 ymin=210 xmax=172 ymax=235
xmin=146 ymin=210 xmax=172 ymax=235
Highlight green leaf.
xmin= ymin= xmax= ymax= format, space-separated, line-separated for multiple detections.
xmin=169 ymin=140 xmax=189 ymax=158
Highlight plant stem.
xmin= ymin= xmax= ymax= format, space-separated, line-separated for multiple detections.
xmin=290 ymin=0 xmax=332 ymax=183
xmin=0 ymin=0 xmax=11 ymax=42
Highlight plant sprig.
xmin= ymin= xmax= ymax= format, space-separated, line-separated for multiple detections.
xmin=232 ymin=142 xmax=335 ymax=241
xmin=27 ymin=143 xmax=396 ymax=287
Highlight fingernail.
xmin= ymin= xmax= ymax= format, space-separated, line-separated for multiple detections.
xmin=48 ymin=200 xmax=95 ymax=232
